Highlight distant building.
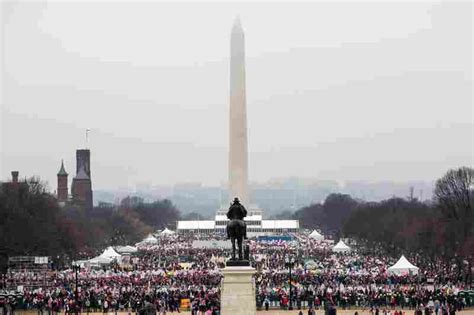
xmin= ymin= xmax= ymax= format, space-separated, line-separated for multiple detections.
xmin=4 ymin=171 xmax=26 ymax=190
xmin=71 ymin=149 xmax=93 ymax=210
xmin=11 ymin=171 xmax=19 ymax=184
xmin=57 ymin=160 xmax=68 ymax=204
xmin=4 ymin=171 xmax=31 ymax=193
xmin=76 ymin=149 xmax=91 ymax=179
xmin=177 ymin=204 xmax=300 ymax=236
xmin=56 ymin=149 xmax=94 ymax=210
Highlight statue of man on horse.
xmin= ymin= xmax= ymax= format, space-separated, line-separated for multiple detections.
xmin=226 ymin=197 xmax=248 ymax=261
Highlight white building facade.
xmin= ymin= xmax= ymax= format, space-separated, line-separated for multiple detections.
xmin=177 ymin=205 xmax=300 ymax=236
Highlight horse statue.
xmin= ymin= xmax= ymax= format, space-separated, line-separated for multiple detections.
xmin=226 ymin=197 xmax=248 ymax=261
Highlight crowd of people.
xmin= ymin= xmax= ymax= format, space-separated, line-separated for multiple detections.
xmin=0 ymin=232 xmax=472 ymax=314
xmin=250 ymin=236 xmax=471 ymax=312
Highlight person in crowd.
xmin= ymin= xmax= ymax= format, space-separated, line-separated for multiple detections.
xmin=264 ymin=296 xmax=270 ymax=311
xmin=139 ymin=295 xmax=157 ymax=315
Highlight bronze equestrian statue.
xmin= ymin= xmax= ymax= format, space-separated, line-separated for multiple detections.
xmin=226 ymin=197 xmax=248 ymax=261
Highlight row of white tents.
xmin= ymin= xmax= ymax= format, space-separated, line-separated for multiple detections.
xmin=304 ymin=254 xmax=419 ymax=275
xmin=308 ymin=230 xmax=352 ymax=253
xmin=77 ymin=229 xmax=419 ymax=275
xmin=82 ymin=245 xmax=418 ymax=275
xmin=74 ymin=229 xmax=176 ymax=267
xmin=308 ymin=230 xmax=419 ymax=275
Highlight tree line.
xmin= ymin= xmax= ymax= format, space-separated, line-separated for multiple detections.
xmin=293 ymin=167 xmax=473 ymax=265
xmin=0 ymin=166 xmax=471 ymax=273
xmin=0 ymin=180 xmax=180 ymax=272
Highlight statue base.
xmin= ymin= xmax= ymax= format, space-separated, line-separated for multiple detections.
xmin=220 ymin=266 xmax=256 ymax=315
xmin=226 ymin=260 xmax=250 ymax=267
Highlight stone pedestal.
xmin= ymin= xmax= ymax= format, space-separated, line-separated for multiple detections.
xmin=220 ymin=266 xmax=256 ymax=315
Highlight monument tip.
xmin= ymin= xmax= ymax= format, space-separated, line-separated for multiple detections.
xmin=232 ymin=15 xmax=243 ymax=32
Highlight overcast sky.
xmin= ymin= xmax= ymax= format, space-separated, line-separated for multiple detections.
xmin=0 ymin=1 xmax=472 ymax=190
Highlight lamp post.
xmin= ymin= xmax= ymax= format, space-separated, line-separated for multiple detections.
xmin=285 ymin=255 xmax=296 ymax=311
xmin=72 ymin=263 xmax=80 ymax=315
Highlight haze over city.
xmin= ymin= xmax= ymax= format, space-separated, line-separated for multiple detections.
xmin=1 ymin=1 xmax=472 ymax=192
xmin=1 ymin=2 xmax=473 ymax=314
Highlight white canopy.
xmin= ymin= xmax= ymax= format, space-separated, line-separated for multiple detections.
xmin=89 ymin=256 xmax=112 ymax=265
xmin=141 ymin=234 xmax=158 ymax=244
xmin=309 ymin=230 xmax=324 ymax=240
xmin=72 ymin=260 xmax=89 ymax=268
xmin=332 ymin=240 xmax=351 ymax=253
xmin=115 ymin=245 xmax=138 ymax=254
xmin=160 ymin=228 xmax=175 ymax=235
xmin=387 ymin=255 xmax=419 ymax=275
xmin=100 ymin=246 xmax=122 ymax=259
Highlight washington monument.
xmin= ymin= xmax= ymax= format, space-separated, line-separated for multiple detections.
xmin=229 ymin=16 xmax=249 ymax=206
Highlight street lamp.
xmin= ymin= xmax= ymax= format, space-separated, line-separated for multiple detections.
xmin=72 ymin=263 xmax=81 ymax=315
xmin=285 ymin=255 xmax=296 ymax=311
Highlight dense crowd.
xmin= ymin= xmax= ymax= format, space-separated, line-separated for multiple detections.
xmin=250 ymin=236 xmax=471 ymax=312
xmin=1 ymin=233 xmax=472 ymax=314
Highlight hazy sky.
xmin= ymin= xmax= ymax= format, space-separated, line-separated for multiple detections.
xmin=1 ymin=1 xmax=472 ymax=190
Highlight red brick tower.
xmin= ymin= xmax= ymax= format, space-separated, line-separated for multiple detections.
xmin=11 ymin=171 xmax=19 ymax=184
xmin=57 ymin=160 xmax=68 ymax=202
xmin=71 ymin=165 xmax=92 ymax=210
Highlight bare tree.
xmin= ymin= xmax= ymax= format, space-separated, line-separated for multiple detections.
xmin=434 ymin=166 xmax=473 ymax=238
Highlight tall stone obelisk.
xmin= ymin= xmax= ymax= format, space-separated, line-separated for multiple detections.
xmin=221 ymin=19 xmax=257 ymax=315
xmin=229 ymin=16 xmax=249 ymax=206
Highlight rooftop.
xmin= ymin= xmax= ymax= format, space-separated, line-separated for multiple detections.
xmin=57 ymin=160 xmax=68 ymax=176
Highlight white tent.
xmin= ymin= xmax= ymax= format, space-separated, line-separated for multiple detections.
xmin=309 ymin=230 xmax=324 ymax=240
xmin=160 ymin=228 xmax=175 ymax=235
xmin=332 ymin=240 xmax=351 ymax=253
xmin=115 ymin=245 xmax=138 ymax=254
xmin=72 ymin=260 xmax=89 ymax=268
xmin=387 ymin=255 xmax=419 ymax=275
xmin=100 ymin=246 xmax=122 ymax=259
xmin=141 ymin=234 xmax=158 ymax=244
xmin=89 ymin=256 xmax=112 ymax=265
